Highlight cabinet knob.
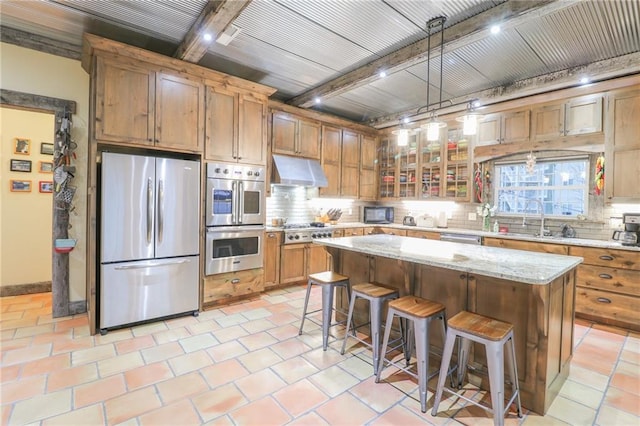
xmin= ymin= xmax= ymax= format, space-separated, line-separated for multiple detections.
xmin=268 ymin=233 xmax=275 ymax=237
xmin=231 ymin=278 xmax=240 ymax=284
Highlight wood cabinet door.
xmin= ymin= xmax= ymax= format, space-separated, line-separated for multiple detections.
xmin=95 ymin=58 xmax=155 ymax=145
xmin=307 ymin=245 xmax=329 ymax=276
xmin=341 ymin=130 xmax=360 ymax=167
xmin=565 ymin=95 xmax=603 ymax=136
xmin=280 ymin=244 xmax=307 ymax=284
xmin=360 ymin=135 xmax=378 ymax=169
xmin=484 ymin=237 xmax=568 ymax=255
xmin=532 ymin=103 xmax=565 ymax=141
xmin=205 ymin=86 xmax=237 ymax=161
xmin=155 ymin=72 xmax=204 ymax=152
xmin=340 ymin=165 xmax=359 ymax=198
xmin=502 ymin=109 xmax=530 ymax=143
xmin=476 ymin=114 xmax=502 ymax=146
xmin=320 ymin=125 xmax=341 ymax=197
xmin=238 ymin=93 xmax=267 ymax=165
xmin=298 ymin=119 xmax=321 ymax=159
xmin=606 ymin=88 xmax=640 ymax=200
xmin=272 ymin=112 xmax=298 ymax=155
xmin=264 ymin=232 xmax=281 ymax=288
xmin=359 ymin=168 xmax=377 ymax=200
xmin=406 ymin=230 xmax=440 ymax=240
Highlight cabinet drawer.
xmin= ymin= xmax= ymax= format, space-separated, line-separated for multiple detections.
xmin=576 ymin=287 xmax=639 ymax=331
xmin=343 ymin=228 xmax=364 ymax=237
xmin=569 ymin=246 xmax=639 ymax=269
xmin=203 ymin=268 xmax=264 ymax=303
xmin=576 ymin=264 xmax=640 ymax=296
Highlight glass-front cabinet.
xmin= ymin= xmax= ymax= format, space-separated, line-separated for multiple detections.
xmin=378 ymin=124 xmax=472 ymax=201
xmin=378 ymin=137 xmax=397 ymax=199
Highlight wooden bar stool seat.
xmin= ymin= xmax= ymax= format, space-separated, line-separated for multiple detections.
xmin=431 ymin=311 xmax=523 ymax=426
xmin=298 ymin=271 xmax=351 ymax=351
xmin=375 ymin=295 xmax=452 ymax=413
xmin=340 ymin=283 xmax=400 ymax=374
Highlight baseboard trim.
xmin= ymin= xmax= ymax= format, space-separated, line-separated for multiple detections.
xmin=0 ymin=281 xmax=51 ymax=297
xmin=69 ymin=300 xmax=87 ymax=315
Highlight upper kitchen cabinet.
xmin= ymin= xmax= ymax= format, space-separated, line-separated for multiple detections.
xmin=205 ymin=87 xmax=268 ymax=165
xmin=94 ymin=57 xmax=204 ymax=152
xmin=476 ymin=109 xmax=530 ymax=147
xmin=378 ymin=137 xmax=397 ymax=199
xmin=398 ymin=134 xmax=419 ymax=199
xmin=532 ymin=95 xmax=603 ymax=141
xmin=272 ymin=112 xmax=321 ymax=159
xmin=359 ymin=134 xmax=378 ymax=201
xmin=319 ymin=125 xmax=341 ymax=197
xmin=340 ymin=130 xmax=360 ymax=198
xmin=419 ymin=132 xmax=443 ymax=199
xmin=443 ymin=126 xmax=471 ymax=201
xmin=606 ymin=87 xmax=640 ymax=201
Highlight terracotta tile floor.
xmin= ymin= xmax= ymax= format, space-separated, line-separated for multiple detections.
xmin=1 ymin=288 xmax=639 ymax=425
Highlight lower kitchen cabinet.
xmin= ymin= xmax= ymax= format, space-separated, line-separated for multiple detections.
xmin=484 ymin=237 xmax=568 ymax=255
xmin=202 ymin=268 xmax=264 ymax=305
xmin=333 ymin=227 xmax=364 ymax=237
xmin=363 ymin=226 xmax=407 ymax=236
xmin=570 ymin=246 xmax=639 ymax=331
xmin=264 ymin=231 xmax=282 ymax=288
xmin=406 ymin=229 xmax=440 ymax=240
xmin=280 ymin=243 xmax=330 ymax=284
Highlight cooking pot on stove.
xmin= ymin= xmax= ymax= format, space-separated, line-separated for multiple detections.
xmin=403 ymin=216 xmax=416 ymax=226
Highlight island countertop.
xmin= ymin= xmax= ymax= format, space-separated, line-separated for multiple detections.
xmin=314 ymin=234 xmax=583 ymax=285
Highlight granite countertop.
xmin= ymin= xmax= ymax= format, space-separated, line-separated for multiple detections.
xmin=314 ymin=234 xmax=583 ymax=285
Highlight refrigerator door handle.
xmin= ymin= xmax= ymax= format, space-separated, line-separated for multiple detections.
xmin=114 ymin=259 xmax=191 ymax=270
xmin=146 ymin=177 xmax=153 ymax=245
xmin=231 ymin=181 xmax=237 ymax=224
xmin=157 ymin=179 xmax=164 ymax=243
xmin=238 ymin=181 xmax=244 ymax=224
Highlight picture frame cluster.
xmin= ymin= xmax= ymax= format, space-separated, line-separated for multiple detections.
xmin=8 ymin=137 xmax=55 ymax=194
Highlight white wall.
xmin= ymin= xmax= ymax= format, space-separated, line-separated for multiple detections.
xmin=0 ymin=42 xmax=89 ymax=301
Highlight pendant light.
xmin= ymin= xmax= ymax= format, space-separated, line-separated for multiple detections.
xmin=420 ymin=16 xmax=447 ymax=142
xmin=456 ymin=99 xmax=484 ymax=136
xmin=392 ymin=126 xmax=417 ymax=147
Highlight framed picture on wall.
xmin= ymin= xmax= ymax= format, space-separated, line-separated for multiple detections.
xmin=10 ymin=159 xmax=32 ymax=172
xmin=39 ymin=181 xmax=53 ymax=193
xmin=39 ymin=161 xmax=54 ymax=173
xmin=10 ymin=180 xmax=32 ymax=192
xmin=13 ymin=138 xmax=31 ymax=155
xmin=40 ymin=143 xmax=54 ymax=155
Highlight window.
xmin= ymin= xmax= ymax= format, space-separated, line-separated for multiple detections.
xmin=494 ymin=156 xmax=589 ymax=218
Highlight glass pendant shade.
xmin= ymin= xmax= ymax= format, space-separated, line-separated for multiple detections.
xmin=422 ymin=120 xmax=445 ymax=141
xmin=392 ymin=128 xmax=409 ymax=146
xmin=462 ymin=114 xmax=478 ymax=135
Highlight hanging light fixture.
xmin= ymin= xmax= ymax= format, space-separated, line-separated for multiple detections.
xmin=392 ymin=126 xmax=417 ymax=147
xmin=420 ymin=16 xmax=447 ymax=142
xmin=456 ymin=99 xmax=484 ymax=135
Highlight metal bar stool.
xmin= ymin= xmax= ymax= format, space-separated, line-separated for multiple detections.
xmin=298 ymin=271 xmax=350 ymax=351
xmin=340 ymin=283 xmax=400 ymax=374
xmin=431 ymin=310 xmax=522 ymax=426
xmin=375 ymin=295 xmax=451 ymax=413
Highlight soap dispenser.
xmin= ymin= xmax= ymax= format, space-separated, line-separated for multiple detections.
xmin=493 ymin=220 xmax=499 ymax=233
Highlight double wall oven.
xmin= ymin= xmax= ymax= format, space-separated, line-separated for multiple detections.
xmin=205 ymin=163 xmax=265 ymax=275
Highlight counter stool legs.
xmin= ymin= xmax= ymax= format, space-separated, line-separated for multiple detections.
xmin=320 ymin=283 xmax=335 ymax=351
xmin=298 ymin=281 xmax=314 ymax=336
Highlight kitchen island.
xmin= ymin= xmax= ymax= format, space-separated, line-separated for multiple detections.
xmin=314 ymin=234 xmax=583 ymax=415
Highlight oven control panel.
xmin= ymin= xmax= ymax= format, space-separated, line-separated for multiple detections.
xmin=284 ymin=229 xmax=334 ymax=244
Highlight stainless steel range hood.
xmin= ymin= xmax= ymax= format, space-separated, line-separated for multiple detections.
xmin=272 ymin=154 xmax=328 ymax=187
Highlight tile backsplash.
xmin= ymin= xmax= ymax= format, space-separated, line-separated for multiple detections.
xmin=266 ymin=185 xmax=638 ymax=241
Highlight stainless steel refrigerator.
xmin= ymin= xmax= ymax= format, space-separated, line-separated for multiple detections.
xmin=99 ymin=152 xmax=200 ymax=333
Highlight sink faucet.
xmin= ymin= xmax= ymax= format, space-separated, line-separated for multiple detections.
xmin=522 ymin=198 xmax=547 ymax=237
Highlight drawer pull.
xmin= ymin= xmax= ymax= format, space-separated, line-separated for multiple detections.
xmin=596 ymin=297 xmax=611 ymax=304
xmin=599 ymin=255 xmax=614 ymax=261
xmin=598 ymin=273 xmax=612 ymax=279
xmin=268 ymin=233 xmax=275 ymax=238
xmin=231 ymin=279 xmax=240 ymax=284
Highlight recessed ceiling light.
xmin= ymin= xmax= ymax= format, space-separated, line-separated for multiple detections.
xmin=314 ymin=97 xmax=321 ymax=104
xmin=490 ymin=25 xmax=501 ymax=34
xmin=580 ymin=77 xmax=590 ymax=85
xmin=379 ymin=71 xmax=387 ymax=78
xmin=402 ymin=117 xmax=410 ymax=124
xmin=203 ymin=33 xmax=213 ymax=42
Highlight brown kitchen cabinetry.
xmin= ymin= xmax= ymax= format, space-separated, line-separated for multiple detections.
xmin=605 ymin=87 xmax=640 ymax=201
xmin=205 ymin=86 xmax=268 ymax=165
xmin=340 ymin=130 xmax=360 ymax=198
xmin=532 ymin=95 xmax=603 ymax=141
xmin=272 ymin=112 xmax=321 ymax=159
xmin=419 ymin=131 xmax=443 ymax=199
xmin=264 ymin=231 xmax=282 ymax=288
xmin=484 ymin=237 xmax=568 ymax=255
xmin=280 ymin=243 xmax=330 ymax=284
xmin=359 ymin=134 xmax=378 ymax=200
xmin=203 ymin=268 xmax=264 ymax=305
xmin=333 ymin=228 xmax=364 ymax=238
xmin=406 ymin=229 xmax=440 ymax=240
xmin=319 ymin=127 xmax=362 ymax=198
xmin=570 ymin=246 xmax=639 ymax=331
xmin=378 ymin=137 xmax=397 ymax=199
xmin=364 ymin=227 xmax=407 ymax=236
xmin=320 ymin=125 xmax=341 ymax=197
xmin=443 ymin=126 xmax=471 ymax=200
xmin=94 ymin=57 xmax=204 ymax=152
xmin=476 ymin=109 xmax=530 ymax=146
xmin=398 ymin=133 xmax=419 ymax=198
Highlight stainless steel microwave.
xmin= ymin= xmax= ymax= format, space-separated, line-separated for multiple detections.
xmin=363 ymin=206 xmax=394 ymax=224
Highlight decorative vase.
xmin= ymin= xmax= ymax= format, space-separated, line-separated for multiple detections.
xmin=482 ymin=215 xmax=491 ymax=232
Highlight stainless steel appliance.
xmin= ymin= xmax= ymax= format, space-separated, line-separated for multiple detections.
xmin=440 ymin=233 xmax=482 ymax=245
xmin=206 ymin=162 xmax=265 ymax=227
xmin=363 ymin=206 xmax=394 ymax=224
xmin=99 ymin=152 xmax=200 ymax=333
xmin=612 ymin=213 xmax=640 ymax=246
xmin=283 ymin=223 xmax=334 ymax=244
xmin=205 ymin=225 xmax=264 ymax=275
xmin=403 ymin=215 xmax=416 ymax=226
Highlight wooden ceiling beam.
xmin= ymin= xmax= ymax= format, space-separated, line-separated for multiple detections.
xmin=287 ymin=0 xmax=577 ymax=109
xmin=0 ymin=26 xmax=81 ymax=60
xmin=174 ymin=0 xmax=251 ymax=63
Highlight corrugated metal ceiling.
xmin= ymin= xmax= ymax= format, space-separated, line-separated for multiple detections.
xmin=1 ymin=0 xmax=638 ymax=125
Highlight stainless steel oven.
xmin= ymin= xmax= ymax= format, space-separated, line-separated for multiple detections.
xmin=206 ymin=163 xmax=265 ymax=227
xmin=205 ymin=225 xmax=264 ymax=275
